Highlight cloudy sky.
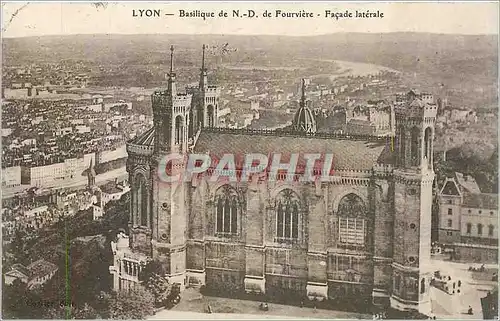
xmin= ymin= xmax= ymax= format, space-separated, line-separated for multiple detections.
xmin=2 ymin=1 xmax=498 ymax=38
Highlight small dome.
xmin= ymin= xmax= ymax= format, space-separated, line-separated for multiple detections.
xmin=293 ymin=103 xmax=317 ymax=133
xmin=293 ymin=78 xmax=316 ymax=134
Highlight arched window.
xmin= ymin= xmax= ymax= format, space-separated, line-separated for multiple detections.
xmin=175 ymin=115 xmax=184 ymax=145
xmin=275 ymin=189 xmax=300 ymax=243
xmin=410 ymin=127 xmax=420 ymax=166
xmin=466 ymin=223 xmax=472 ymax=234
xmin=188 ymin=108 xmax=195 ymax=138
xmin=420 ymin=278 xmax=426 ymax=294
xmin=207 ymin=105 xmax=214 ymax=128
xmin=337 ymin=193 xmax=367 ymax=247
xmin=424 ymin=127 xmax=432 ymax=167
xmin=215 ymin=185 xmax=239 ymax=236
xmin=399 ymin=128 xmax=406 ymax=165
xmin=394 ymin=274 xmax=401 ymax=292
xmin=488 ymin=225 xmax=494 ymax=237
xmin=477 ymin=223 xmax=483 ymax=235
xmin=134 ymin=174 xmax=148 ymax=227
xmin=197 ymin=106 xmax=204 ymax=128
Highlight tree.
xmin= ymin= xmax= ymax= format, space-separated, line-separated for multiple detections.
xmin=2 ymin=280 xmax=46 ymax=318
xmin=44 ymin=303 xmax=101 ymax=319
xmin=10 ymin=228 xmax=28 ymax=262
xmin=139 ymin=259 xmax=172 ymax=307
xmin=106 ymin=286 xmax=155 ymax=319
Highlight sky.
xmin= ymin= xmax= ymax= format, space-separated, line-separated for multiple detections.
xmin=1 ymin=1 xmax=499 ymax=38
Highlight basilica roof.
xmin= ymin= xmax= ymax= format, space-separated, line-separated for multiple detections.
xmin=129 ymin=127 xmax=155 ymax=147
xmin=194 ymin=129 xmax=392 ymax=171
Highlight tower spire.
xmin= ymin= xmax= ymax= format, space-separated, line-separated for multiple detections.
xmin=169 ymin=45 xmax=175 ymax=75
xmin=199 ymin=44 xmax=208 ymax=89
xmin=168 ymin=45 xmax=176 ymax=96
xmin=201 ymin=44 xmax=206 ymax=71
xmin=300 ymin=78 xmax=306 ymax=108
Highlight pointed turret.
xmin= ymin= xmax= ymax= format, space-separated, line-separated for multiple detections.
xmin=199 ymin=44 xmax=208 ymax=89
xmin=167 ymin=45 xmax=176 ymax=96
xmin=300 ymin=78 xmax=306 ymax=108
xmin=292 ymin=79 xmax=316 ymax=134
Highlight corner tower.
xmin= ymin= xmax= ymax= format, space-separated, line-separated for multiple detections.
xmin=149 ymin=45 xmax=191 ymax=288
xmin=391 ymin=92 xmax=437 ymax=314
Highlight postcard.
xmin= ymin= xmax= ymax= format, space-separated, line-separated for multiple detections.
xmin=1 ymin=1 xmax=498 ymax=320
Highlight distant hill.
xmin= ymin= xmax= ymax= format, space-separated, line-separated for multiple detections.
xmin=3 ymin=32 xmax=496 ymax=75
xmin=3 ymin=32 xmax=497 ymax=101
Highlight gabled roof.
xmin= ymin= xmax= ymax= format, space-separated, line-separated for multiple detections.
xmin=440 ymin=178 xmax=461 ymax=196
xmin=27 ymin=259 xmax=58 ymax=279
xmin=6 ymin=265 xmax=30 ymax=280
xmin=11 ymin=263 xmax=30 ymax=277
xmin=455 ymin=172 xmax=481 ymax=193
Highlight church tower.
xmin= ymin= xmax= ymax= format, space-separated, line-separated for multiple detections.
xmin=197 ymin=44 xmax=220 ymax=129
xmin=149 ymin=45 xmax=191 ymax=287
xmin=391 ymin=92 xmax=437 ymax=314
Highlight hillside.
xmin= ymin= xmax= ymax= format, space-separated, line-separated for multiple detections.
xmin=3 ymin=195 xmax=130 ymax=318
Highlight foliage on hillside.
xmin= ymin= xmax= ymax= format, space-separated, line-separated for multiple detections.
xmin=2 ymin=193 xmax=131 ymax=319
xmin=140 ymin=259 xmax=173 ymax=307
xmin=435 ymin=145 xmax=498 ymax=193
xmin=103 ymin=286 xmax=155 ymax=319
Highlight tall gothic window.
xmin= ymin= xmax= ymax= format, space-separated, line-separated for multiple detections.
xmin=410 ymin=127 xmax=420 ymax=166
xmin=175 ymin=115 xmax=184 ymax=145
xmin=215 ymin=185 xmax=239 ymax=236
xmin=188 ymin=108 xmax=195 ymax=138
xmin=477 ymin=223 xmax=483 ymax=235
xmin=424 ymin=127 xmax=432 ymax=167
xmin=337 ymin=193 xmax=367 ymax=247
xmin=197 ymin=106 xmax=204 ymax=128
xmin=399 ymin=128 xmax=406 ymax=165
xmin=394 ymin=274 xmax=401 ymax=292
xmin=207 ymin=105 xmax=214 ymax=128
xmin=275 ymin=189 xmax=300 ymax=243
xmin=134 ymin=173 xmax=148 ymax=227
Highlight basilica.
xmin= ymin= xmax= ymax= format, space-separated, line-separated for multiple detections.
xmin=109 ymin=45 xmax=438 ymax=314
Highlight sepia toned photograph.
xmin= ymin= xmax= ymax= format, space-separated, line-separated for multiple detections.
xmin=1 ymin=1 xmax=498 ymax=320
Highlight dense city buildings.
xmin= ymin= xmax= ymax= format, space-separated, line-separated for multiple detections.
xmin=4 ymin=259 xmax=59 ymax=289
xmin=110 ymin=45 xmax=439 ymax=315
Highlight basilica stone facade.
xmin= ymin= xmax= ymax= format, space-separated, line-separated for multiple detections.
xmin=109 ymin=46 xmax=437 ymax=314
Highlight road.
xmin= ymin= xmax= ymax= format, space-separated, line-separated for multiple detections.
xmin=166 ymin=289 xmax=369 ymax=320
xmin=429 ymin=257 xmax=497 ymax=319
xmin=150 ymin=310 xmax=320 ymax=320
